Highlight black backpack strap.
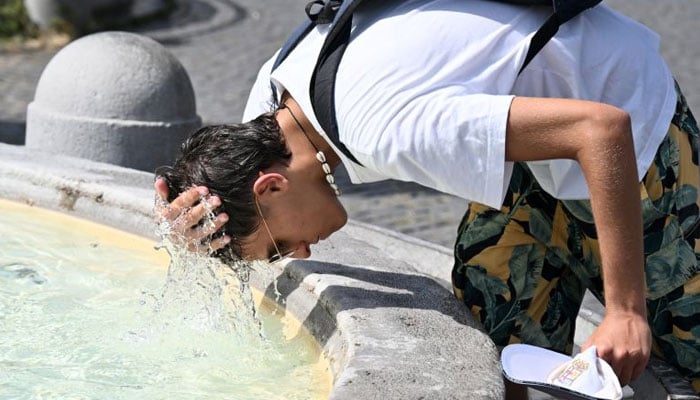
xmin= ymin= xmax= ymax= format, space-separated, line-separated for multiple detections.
xmin=270 ymin=1 xmax=344 ymax=103
xmin=270 ymin=19 xmax=315 ymax=105
xmin=309 ymin=0 xmax=366 ymax=165
xmin=276 ymin=0 xmax=603 ymax=167
xmin=519 ymin=0 xmax=601 ymax=74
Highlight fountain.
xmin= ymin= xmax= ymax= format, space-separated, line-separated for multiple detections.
xmin=0 ymin=138 xmax=504 ymax=399
xmin=0 ymin=31 xmax=505 ymax=399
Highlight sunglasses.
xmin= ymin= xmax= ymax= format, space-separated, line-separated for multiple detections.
xmin=255 ymin=197 xmax=295 ymax=263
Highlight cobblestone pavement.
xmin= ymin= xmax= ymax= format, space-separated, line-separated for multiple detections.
xmin=1 ymin=0 xmax=698 ymax=249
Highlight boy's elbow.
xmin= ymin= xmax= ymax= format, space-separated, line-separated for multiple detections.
xmin=587 ymin=104 xmax=633 ymax=143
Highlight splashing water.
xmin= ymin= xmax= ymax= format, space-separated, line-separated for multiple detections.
xmin=0 ymin=199 xmax=331 ymax=400
xmin=148 ymin=192 xmax=267 ymax=342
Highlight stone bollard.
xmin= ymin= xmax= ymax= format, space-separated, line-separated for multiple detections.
xmin=26 ymin=31 xmax=201 ymax=172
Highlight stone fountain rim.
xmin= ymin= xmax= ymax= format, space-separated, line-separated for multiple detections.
xmin=0 ymin=143 xmax=505 ymax=399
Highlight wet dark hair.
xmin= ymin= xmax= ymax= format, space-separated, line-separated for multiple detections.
xmin=156 ymin=112 xmax=291 ymax=261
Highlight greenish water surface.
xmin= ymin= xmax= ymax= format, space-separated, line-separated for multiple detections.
xmin=0 ymin=200 xmax=330 ymax=400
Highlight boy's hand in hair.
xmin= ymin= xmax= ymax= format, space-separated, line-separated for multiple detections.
xmin=154 ymin=177 xmax=231 ymax=252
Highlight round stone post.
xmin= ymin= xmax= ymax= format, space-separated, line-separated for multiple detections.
xmin=26 ymin=31 xmax=201 ymax=172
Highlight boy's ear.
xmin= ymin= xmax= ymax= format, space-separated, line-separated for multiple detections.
xmin=253 ymin=172 xmax=289 ymax=198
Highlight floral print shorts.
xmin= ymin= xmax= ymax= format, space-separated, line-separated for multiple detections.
xmin=452 ymin=82 xmax=700 ymax=392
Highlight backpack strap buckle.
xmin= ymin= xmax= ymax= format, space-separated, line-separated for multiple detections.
xmin=305 ymin=0 xmax=343 ymax=25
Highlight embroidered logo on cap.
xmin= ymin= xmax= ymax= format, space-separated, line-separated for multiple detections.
xmin=552 ymin=358 xmax=591 ymax=387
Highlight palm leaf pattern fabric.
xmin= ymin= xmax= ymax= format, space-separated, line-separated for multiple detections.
xmin=452 ymin=82 xmax=700 ymax=392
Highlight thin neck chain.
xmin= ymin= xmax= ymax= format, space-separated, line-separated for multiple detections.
xmin=282 ymin=104 xmax=341 ymax=197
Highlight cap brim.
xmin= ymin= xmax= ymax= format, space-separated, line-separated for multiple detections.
xmin=501 ymin=344 xmax=603 ymax=400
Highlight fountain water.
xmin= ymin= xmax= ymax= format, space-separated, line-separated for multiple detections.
xmin=0 ymin=199 xmax=332 ymax=399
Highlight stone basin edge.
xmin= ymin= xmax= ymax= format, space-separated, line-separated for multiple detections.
xmin=0 ymin=143 xmax=504 ymax=399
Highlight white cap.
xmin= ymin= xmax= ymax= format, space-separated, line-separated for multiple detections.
xmin=501 ymin=344 xmax=622 ymax=400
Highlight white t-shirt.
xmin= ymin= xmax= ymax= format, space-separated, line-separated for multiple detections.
xmin=243 ymin=0 xmax=677 ymax=209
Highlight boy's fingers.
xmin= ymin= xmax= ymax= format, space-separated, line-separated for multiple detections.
xmin=171 ymin=186 xmax=209 ymax=212
xmin=200 ymin=212 xmax=228 ymax=238
xmin=209 ymin=235 xmax=232 ymax=253
xmin=154 ymin=177 xmax=169 ymax=201
xmin=173 ymin=202 xmax=206 ymax=232
xmin=153 ymin=183 xmax=231 ymax=253
xmin=184 ymin=210 xmax=228 ymax=241
xmin=158 ymin=186 xmax=210 ymax=221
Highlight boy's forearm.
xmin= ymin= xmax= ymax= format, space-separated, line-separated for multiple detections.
xmin=575 ymin=110 xmax=647 ymax=315
xmin=506 ymin=97 xmax=650 ymax=381
xmin=505 ymin=98 xmax=647 ymax=312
